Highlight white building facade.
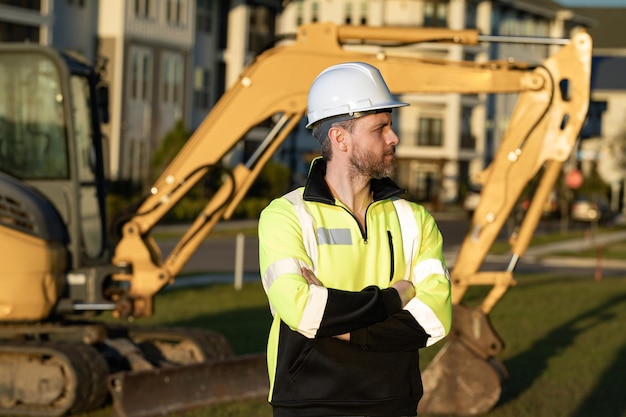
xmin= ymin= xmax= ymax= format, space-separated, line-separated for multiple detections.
xmin=96 ymin=0 xmax=195 ymax=183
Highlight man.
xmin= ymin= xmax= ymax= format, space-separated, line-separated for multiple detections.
xmin=258 ymin=62 xmax=452 ymax=417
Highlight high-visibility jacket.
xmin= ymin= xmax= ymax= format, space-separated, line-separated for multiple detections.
xmin=258 ymin=158 xmax=452 ymax=417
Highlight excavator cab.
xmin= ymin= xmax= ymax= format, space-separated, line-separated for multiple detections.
xmin=0 ymin=45 xmax=261 ymax=417
xmin=0 ymin=44 xmax=113 ymax=319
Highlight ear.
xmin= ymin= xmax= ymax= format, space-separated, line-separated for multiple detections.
xmin=328 ymin=126 xmax=348 ymax=152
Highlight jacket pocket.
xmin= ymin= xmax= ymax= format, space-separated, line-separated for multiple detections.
xmin=288 ymin=339 xmax=315 ymax=379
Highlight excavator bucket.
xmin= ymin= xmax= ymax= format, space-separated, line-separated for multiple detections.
xmin=418 ymin=305 xmax=508 ymax=415
xmin=109 ymin=353 xmax=269 ymax=417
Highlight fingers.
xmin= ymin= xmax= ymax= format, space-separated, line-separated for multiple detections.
xmin=301 ymin=267 xmax=323 ymax=286
xmin=392 ymin=280 xmax=416 ymax=307
xmin=333 ymin=333 xmax=350 ymax=342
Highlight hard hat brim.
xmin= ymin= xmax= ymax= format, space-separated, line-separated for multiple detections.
xmin=305 ymin=102 xmax=408 ymax=129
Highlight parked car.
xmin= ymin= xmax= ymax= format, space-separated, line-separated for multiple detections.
xmin=570 ymin=197 xmax=611 ymax=223
xmin=521 ymin=190 xmax=560 ymax=219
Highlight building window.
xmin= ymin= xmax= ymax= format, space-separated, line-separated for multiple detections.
xmin=344 ymin=2 xmax=352 ymax=25
xmin=535 ymin=19 xmax=550 ymax=36
xmin=500 ymin=8 xmax=516 ymax=36
xmin=131 ymin=54 xmax=139 ymax=99
xmin=360 ymin=1 xmax=368 ymax=25
xmin=217 ymin=2 xmax=228 ymax=49
xmin=417 ymin=116 xmax=443 ymax=146
xmin=521 ymin=13 xmax=534 ymax=36
xmin=124 ymin=139 xmax=147 ymax=184
xmin=424 ymin=0 xmax=447 ymax=28
xmin=311 ymin=2 xmax=319 ymax=23
xmin=0 ymin=21 xmax=39 ymax=42
xmin=197 ymin=0 xmax=212 ymax=33
xmin=162 ymin=55 xmax=183 ymax=104
xmin=248 ymin=6 xmax=273 ymax=55
xmin=131 ymin=50 xmax=152 ymax=100
xmin=135 ymin=0 xmax=153 ymax=19
xmin=296 ymin=0 xmax=304 ymax=26
xmin=193 ymin=67 xmax=211 ymax=109
xmin=465 ymin=0 xmax=477 ymax=29
xmin=0 ymin=0 xmax=40 ymax=10
xmin=166 ymin=0 xmax=187 ymax=26
xmin=460 ymin=106 xmax=475 ymax=149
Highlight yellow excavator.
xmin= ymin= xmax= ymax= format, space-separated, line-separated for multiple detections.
xmin=0 ymin=22 xmax=591 ymax=417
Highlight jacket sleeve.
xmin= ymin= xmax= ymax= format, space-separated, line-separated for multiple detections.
xmin=350 ymin=209 xmax=452 ymax=351
xmin=259 ymin=196 xmax=402 ymax=339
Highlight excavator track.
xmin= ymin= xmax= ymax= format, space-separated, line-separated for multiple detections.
xmin=0 ymin=322 xmax=268 ymax=417
xmin=104 ymin=325 xmax=235 ymax=369
xmin=101 ymin=324 xmax=233 ymax=373
xmin=0 ymin=340 xmax=109 ymax=417
xmin=104 ymin=325 xmax=268 ymax=417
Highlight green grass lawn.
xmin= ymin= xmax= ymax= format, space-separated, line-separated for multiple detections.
xmin=552 ymin=240 xmax=626 ymax=260
xmin=84 ymin=273 xmax=626 ymax=417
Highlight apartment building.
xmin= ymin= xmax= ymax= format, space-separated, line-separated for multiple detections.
xmin=0 ymin=1 xmax=98 ymax=55
xmin=0 ymin=0 xmax=282 ymax=186
xmin=277 ymin=0 xmax=591 ymax=207
xmin=94 ymin=0 xmax=195 ymax=184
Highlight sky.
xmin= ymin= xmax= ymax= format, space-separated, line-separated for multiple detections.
xmin=558 ymin=0 xmax=626 ymax=6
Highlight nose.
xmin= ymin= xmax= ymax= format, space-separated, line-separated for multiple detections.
xmin=386 ymin=128 xmax=400 ymax=146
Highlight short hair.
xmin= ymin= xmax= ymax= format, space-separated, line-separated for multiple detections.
xmin=312 ymin=118 xmax=356 ymax=160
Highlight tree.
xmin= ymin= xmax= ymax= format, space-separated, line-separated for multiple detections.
xmin=151 ymin=120 xmax=190 ymax=180
xmin=149 ymin=120 xmax=292 ymax=221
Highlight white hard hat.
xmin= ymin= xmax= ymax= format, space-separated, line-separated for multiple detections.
xmin=306 ymin=62 xmax=409 ymax=128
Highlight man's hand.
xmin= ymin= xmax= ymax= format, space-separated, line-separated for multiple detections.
xmin=392 ymin=280 xmax=416 ymax=307
xmin=301 ymin=267 xmax=323 ymax=286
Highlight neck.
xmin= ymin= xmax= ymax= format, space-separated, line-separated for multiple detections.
xmin=325 ymin=159 xmax=372 ymax=221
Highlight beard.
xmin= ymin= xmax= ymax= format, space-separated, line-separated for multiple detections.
xmin=348 ymin=144 xmax=396 ymax=180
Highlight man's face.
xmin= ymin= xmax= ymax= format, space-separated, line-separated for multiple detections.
xmin=347 ymin=112 xmax=399 ymax=179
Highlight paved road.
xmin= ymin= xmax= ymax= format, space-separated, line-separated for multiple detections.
xmin=155 ymin=215 xmax=626 ymax=289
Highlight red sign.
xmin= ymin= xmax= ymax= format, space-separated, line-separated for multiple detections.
xmin=566 ymin=169 xmax=583 ymax=189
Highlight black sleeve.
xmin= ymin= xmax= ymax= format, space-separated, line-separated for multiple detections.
xmin=315 ymin=286 xmax=402 ymax=337
xmin=349 ymin=310 xmax=430 ymax=352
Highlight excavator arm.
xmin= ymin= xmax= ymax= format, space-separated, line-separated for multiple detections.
xmin=418 ymin=28 xmax=592 ymax=416
xmin=109 ymin=22 xmax=591 ymax=416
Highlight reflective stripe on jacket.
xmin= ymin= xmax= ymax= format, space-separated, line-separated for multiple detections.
xmin=258 ymin=158 xmax=452 ymax=417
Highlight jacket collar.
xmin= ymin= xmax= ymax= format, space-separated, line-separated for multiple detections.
xmin=302 ymin=157 xmax=406 ymax=204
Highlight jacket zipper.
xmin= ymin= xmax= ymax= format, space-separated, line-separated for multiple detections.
xmin=340 ymin=203 xmax=394 ymax=279
xmin=387 ymin=230 xmax=394 ymax=281
xmin=340 ymin=205 xmax=369 ymax=242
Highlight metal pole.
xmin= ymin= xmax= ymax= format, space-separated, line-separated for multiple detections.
xmin=478 ymin=34 xmax=570 ymax=46
xmin=234 ymin=232 xmax=244 ymax=290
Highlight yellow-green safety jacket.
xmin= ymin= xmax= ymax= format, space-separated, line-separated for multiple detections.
xmin=258 ymin=158 xmax=452 ymax=417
